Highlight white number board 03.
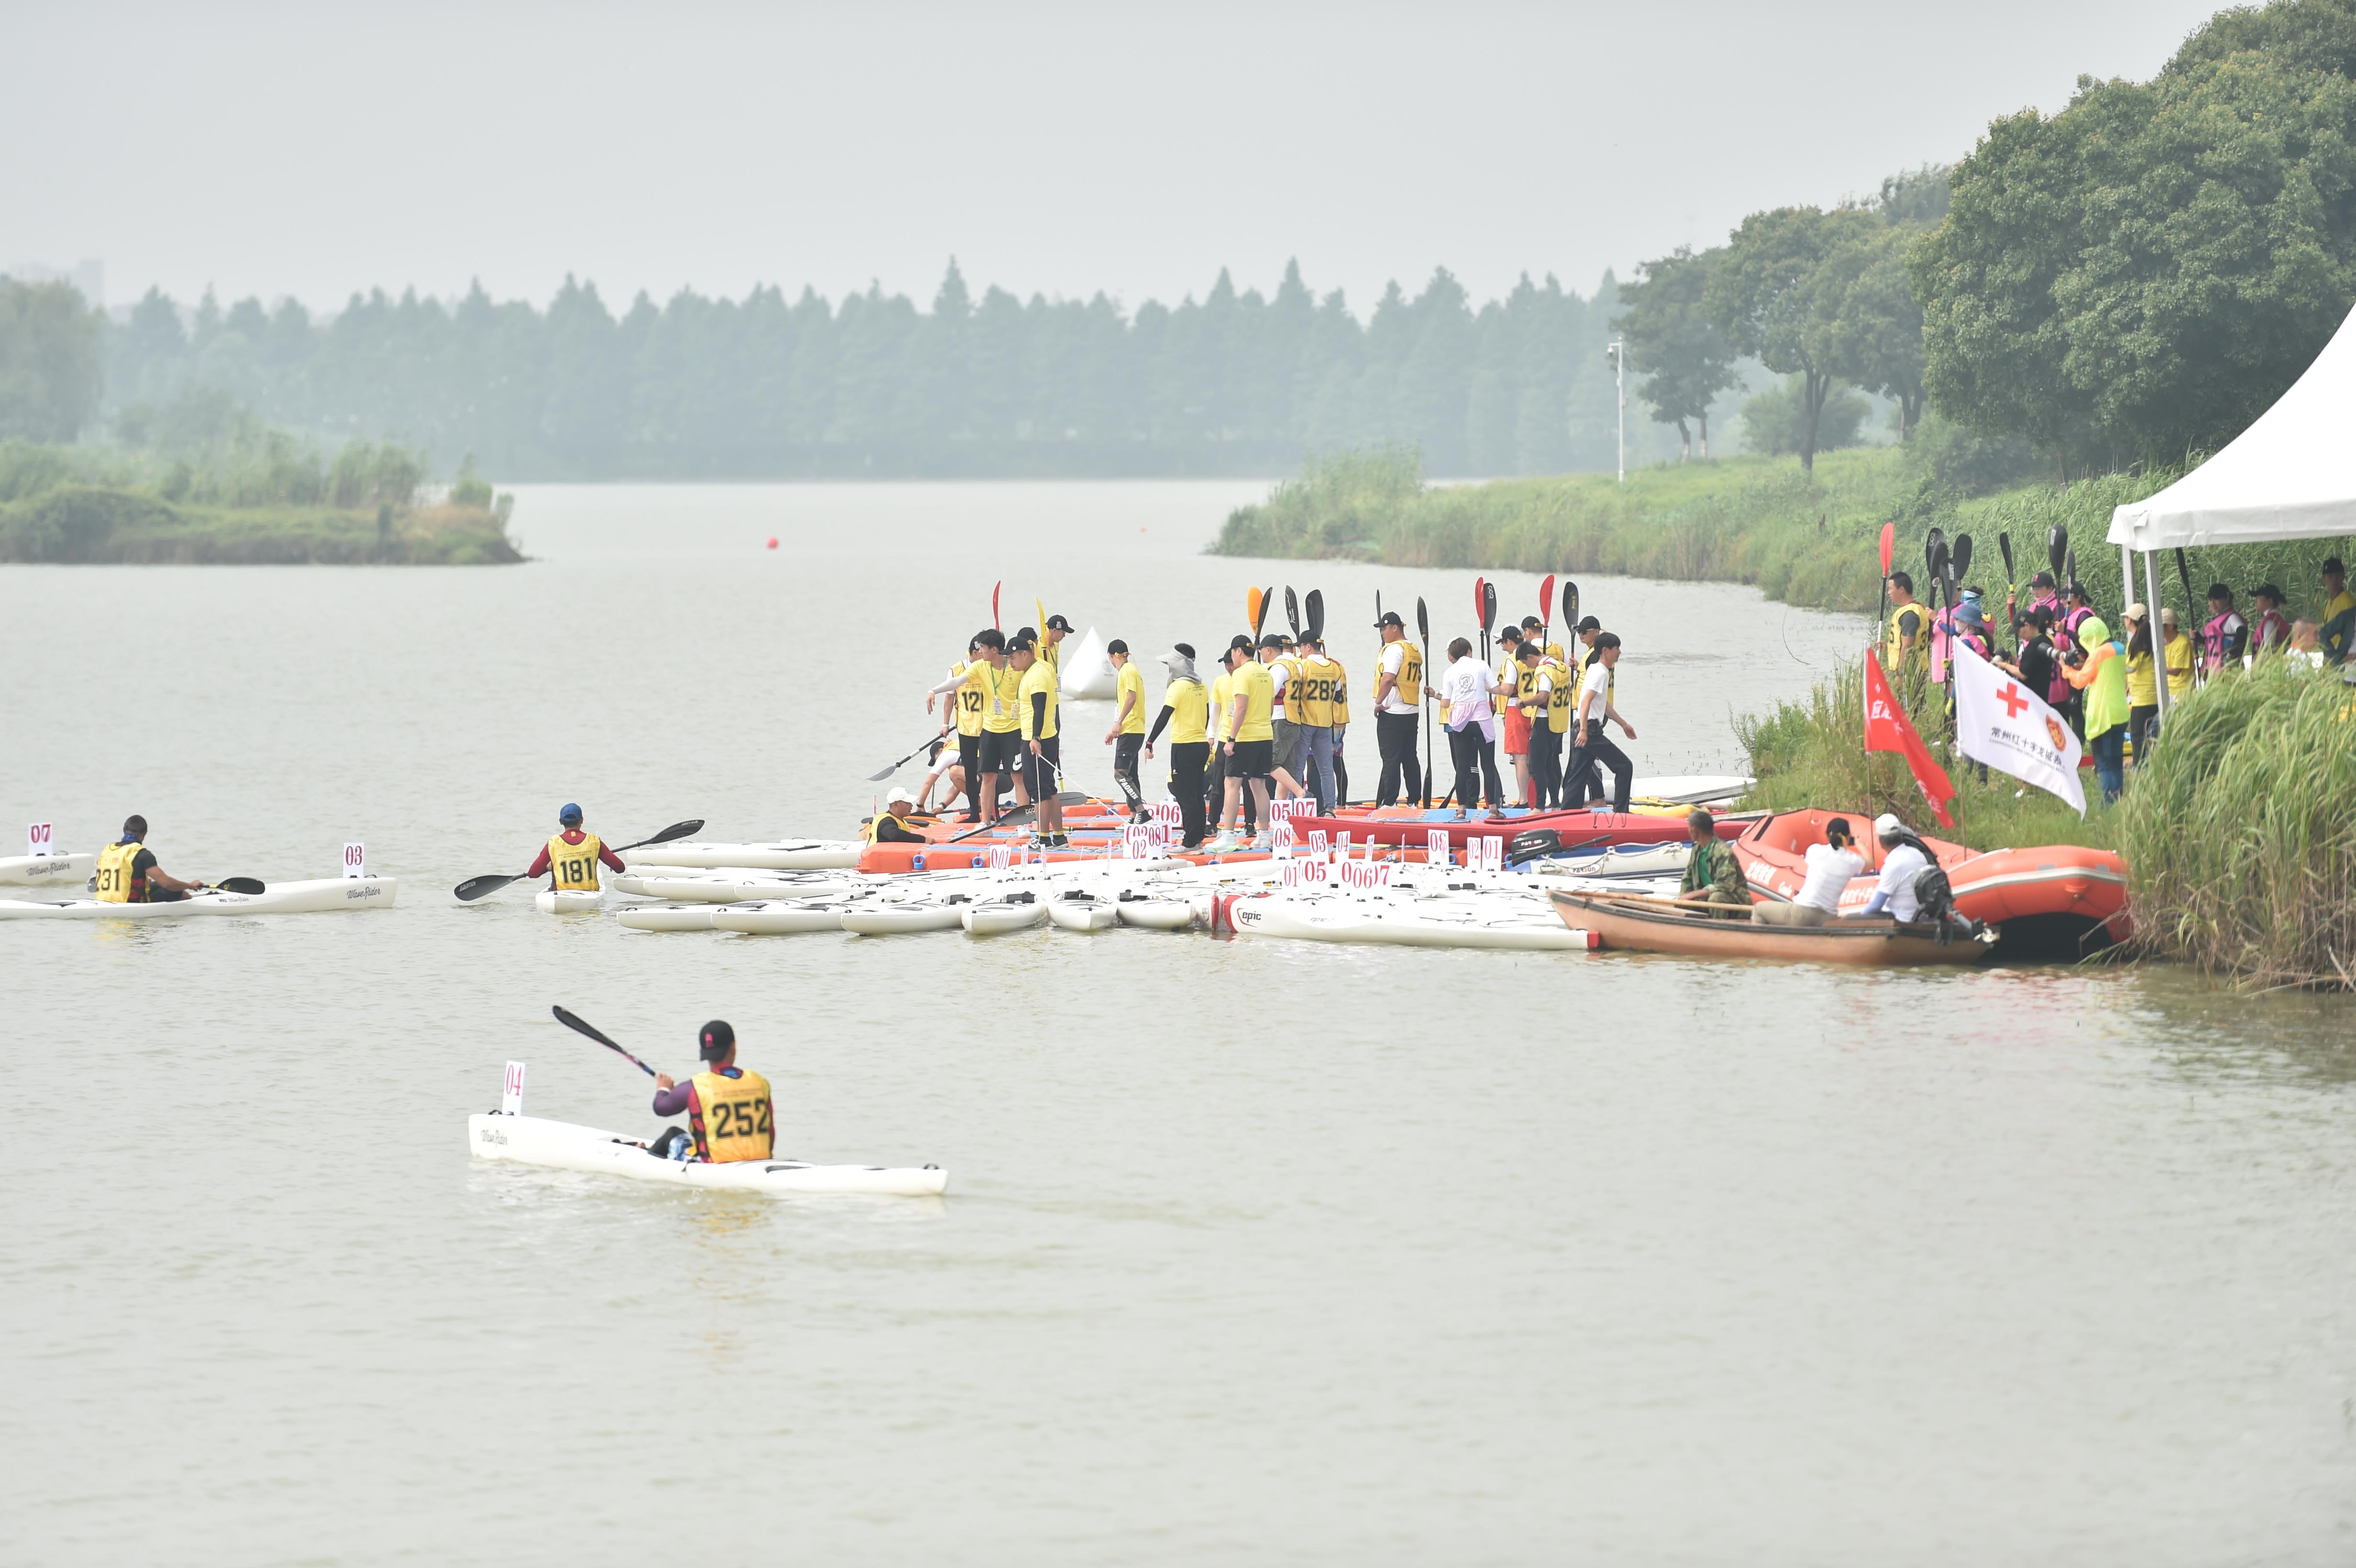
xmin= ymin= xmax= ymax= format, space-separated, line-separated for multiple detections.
xmin=343 ymin=842 xmax=367 ymax=879
xmin=28 ymin=821 xmax=55 ymax=859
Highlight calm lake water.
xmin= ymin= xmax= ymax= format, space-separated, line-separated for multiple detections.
xmin=4 ymin=480 xmax=2353 ymax=1565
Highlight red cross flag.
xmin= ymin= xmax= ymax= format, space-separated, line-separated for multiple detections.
xmin=1950 ymin=639 xmax=2086 ymax=816
xmin=1863 ymin=650 xmax=1957 ymax=827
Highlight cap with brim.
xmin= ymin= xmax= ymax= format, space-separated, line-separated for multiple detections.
xmin=1374 ymin=611 xmax=1404 ymax=628
xmin=559 ymin=802 xmax=582 ymax=824
xmin=2125 ymin=602 xmax=2148 ymax=621
xmin=1575 ymin=616 xmax=1601 ymax=633
xmin=2031 ymin=571 xmax=2055 ymax=587
xmin=698 ymin=1019 xmax=734 ymax=1060
xmin=1873 ymin=813 xmax=1905 ymax=838
xmin=1045 ymin=614 xmax=1073 ymax=632
xmin=885 ymin=786 xmax=915 ymax=806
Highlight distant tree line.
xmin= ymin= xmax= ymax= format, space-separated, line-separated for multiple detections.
xmin=84 ymin=261 xmax=1695 ymax=480
xmin=1615 ymin=0 xmax=2356 ymax=480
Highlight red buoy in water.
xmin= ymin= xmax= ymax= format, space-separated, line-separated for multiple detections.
xmin=766 ymin=536 xmax=778 ymax=549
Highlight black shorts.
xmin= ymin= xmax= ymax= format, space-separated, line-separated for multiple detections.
xmin=1227 ymin=737 xmax=1274 ymax=780
xmin=979 ymin=730 xmax=1024 ymax=774
xmin=1025 ymin=734 xmax=1061 ymax=795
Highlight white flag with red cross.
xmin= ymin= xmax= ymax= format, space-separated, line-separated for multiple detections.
xmin=1951 ymin=641 xmax=2086 ymax=816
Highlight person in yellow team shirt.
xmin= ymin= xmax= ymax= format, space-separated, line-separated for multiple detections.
xmin=1293 ymin=634 xmax=1338 ymax=812
xmin=920 ymin=633 xmax=992 ymax=817
xmin=1101 ymin=638 xmax=1149 ymax=821
xmin=972 ymin=628 xmax=1028 ymax=826
xmin=1204 ymin=643 xmax=1239 ymax=837
xmin=1012 ymin=631 xmax=1066 ymax=848
xmin=92 ymin=814 xmax=210 ymax=904
xmin=649 ymin=1021 xmax=774 ymax=1164
xmin=1145 ymin=643 xmax=1212 ymax=849
xmin=528 ymin=803 xmax=625 ymax=893
xmin=2159 ymin=608 xmax=2195 ymax=700
xmin=2321 ymin=556 xmax=2355 ymax=665
xmin=1326 ymin=642 xmax=1352 ymax=806
xmin=1210 ymin=634 xmax=1279 ymax=851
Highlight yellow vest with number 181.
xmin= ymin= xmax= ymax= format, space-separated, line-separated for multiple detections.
xmin=547 ymin=832 xmax=603 ymax=892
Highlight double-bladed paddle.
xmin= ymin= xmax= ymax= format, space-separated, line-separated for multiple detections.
xmin=1504 ymin=830 xmax=1611 ymax=867
xmin=1304 ymin=589 xmax=1324 ymax=643
xmin=868 ymin=734 xmax=947 ymax=782
xmin=214 ymin=877 xmax=266 ymax=894
xmin=1479 ymin=578 xmax=1497 ymax=664
xmin=1538 ymin=574 xmax=1556 ymax=645
xmin=944 ymin=794 xmax=1087 ymax=844
xmin=454 ymin=819 xmax=705 ymax=901
xmin=1415 ymin=595 xmax=1434 ymax=807
xmin=553 ymin=1004 xmax=659 ymax=1078
xmin=1285 ymin=587 xmax=1300 ymax=640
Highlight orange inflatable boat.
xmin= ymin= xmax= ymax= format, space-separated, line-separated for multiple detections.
xmin=1730 ymin=809 xmax=2129 ymax=954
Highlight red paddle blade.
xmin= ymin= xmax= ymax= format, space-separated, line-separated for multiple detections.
xmin=1539 ymin=574 xmax=1555 ymax=621
xmin=992 ymin=581 xmax=1001 ymax=630
xmin=1473 ymin=576 xmax=1486 ymax=623
xmin=1877 ymin=523 xmax=1895 ymax=576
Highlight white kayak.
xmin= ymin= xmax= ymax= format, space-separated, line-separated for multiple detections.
xmin=0 ymin=875 xmax=398 ymax=920
xmin=535 ymin=888 xmax=603 ymax=914
xmin=468 ymin=1112 xmax=947 ymax=1196
xmin=611 ymin=871 xmax=856 ymax=904
xmin=628 ymin=840 xmax=862 ymax=871
xmin=962 ymin=896 xmax=1047 ymax=936
xmin=1046 ymin=893 xmax=1119 ymax=932
xmin=712 ymin=899 xmax=861 ymax=935
xmin=1547 ymin=842 xmax=1691 ymax=880
xmin=616 ymin=903 xmax=720 ymax=931
xmin=841 ymin=898 xmax=968 ymax=935
xmin=1230 ymin=891 xmax=1599 ymax=951
xmin=1628 ymin=773 xmax=1754 ymax=806
xmin=1115 ymin=893 xmax=1197 ymax=930
xmin=0 ymin=852 xmax=97 ymax=887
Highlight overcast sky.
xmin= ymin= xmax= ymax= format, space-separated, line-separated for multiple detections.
xmin=8 ymin=0 xmax=2228 ymax=318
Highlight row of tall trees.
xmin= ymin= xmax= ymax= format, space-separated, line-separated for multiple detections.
xmin=0 ymin=278 xmax=103 ymax=443
xmin=99 ymin=262 xmax=1684 ymax=479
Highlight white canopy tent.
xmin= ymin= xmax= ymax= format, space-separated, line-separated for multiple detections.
xmin=2107 ymin=300 xmax=2356 ymax=722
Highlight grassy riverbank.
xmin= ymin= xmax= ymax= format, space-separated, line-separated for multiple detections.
xmin=1215 ymin=444 xmax=2356 ymax=623
xmin=0 ymin=484 xmax=521 ymax=565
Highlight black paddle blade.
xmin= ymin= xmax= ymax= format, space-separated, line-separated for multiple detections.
xmin=1304 ymin=589 xmax=1324 ymax=642
xmin=216 ymin=876 xmax=266 ymax=895
xmin=2047 ymin=526 xmax=2066 ymax=581
xmin=618 ymin=819 xmax=704 ymax=852
xmin=1998 ymin=532 xmax=2016 ymax=586
xmin=1481 ymin=580 xmax=1497 ymax=634
xmin=1564 ymin=580 xmax=1580 ymax=625
xmin=1284 ymin=587 xmax=1300 ymax=638
xmin=2064 ymin=543 xmax=2078 ymax=591
xmin=1952 ymin=533 xmax=1973 ymax=583
xmin=1415 ymin=596 xmax=1429 ymax=638
xmin=1505 ymin=828 xmax=1560 ymax=865
xmin=1254 ymin=587 xmax=1272 ymax=637
xmin=1924 ymin=526 xmax=1944 ymax=577
xmin=454 ymin=872 xmax=523 ymax=902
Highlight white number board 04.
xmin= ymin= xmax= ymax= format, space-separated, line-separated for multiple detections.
xmin=343 ymin=841 xmax=368 ymax=879
xmin=502 ymin=1061 xmax=527 ymax=1115
xmin=28 ymin=821 xmax=55 ymax=859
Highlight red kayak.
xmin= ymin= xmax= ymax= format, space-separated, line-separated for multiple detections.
xmin=1290 ymin=806 xmax=1750 ymax=850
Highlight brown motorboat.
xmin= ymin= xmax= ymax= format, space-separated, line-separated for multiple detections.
xmin=1548 ymin=889 xmax=1996 ymax=966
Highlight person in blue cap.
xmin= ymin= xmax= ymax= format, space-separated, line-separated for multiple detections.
xmin=525 ymin=803 xmax=627 ymax=895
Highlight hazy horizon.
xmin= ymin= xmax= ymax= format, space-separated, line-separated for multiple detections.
xmin=11 ymin=0 xmax=2225 ymax=318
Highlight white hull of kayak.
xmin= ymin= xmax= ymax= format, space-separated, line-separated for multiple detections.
xmin=629 ymin=840 xmax=862 ymax=871
xmin=841 ymin=901 xmax=966 ymax=935
xmin=0 ymin=876 xmax=398 ymax=920
xmin=467 ymin=1113 xmax=947 ymax=1196
xmin=535 ymin=888 xmax=604 ymax=914
xmin=611 ymin=871 xmax=856 ymax=904
xmin=617 ymin=904 xmax=720 ymax=931
xmin=1046 ymin=895 xmax=1119 ymax=932
xmin=712 ymin=900 xmax=858 ymax=934
xmin=0 ymin=852 xmax=96 ymax=887
xmin=962 ymin=899 xmax=1047 ymax=935
xmin=1628 ymin=774 xmax=1753 ymax=806
xmin=1231 ymin=893 xmax=1599 ymax=951
xmin=1115 ymin=897 xmax=1196 ymax=930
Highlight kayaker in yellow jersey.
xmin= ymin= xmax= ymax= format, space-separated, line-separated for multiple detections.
xmin=1205 ymin=643 xmax=1239 ymax=839
xmin=93 ymin=814 xmax=209 ymax=904
xmin=1519 ymin=615 xmax=1565 ymax=665
xmin=1012 ymin=631 xmax=1067 ymax=849
xmin=1145 ymin=643 xmax=1211 ymax=849
xmin=2320 ymin=555 xmax=2354 ymax=664
xmin=1371 ymin=610 xmax=1423 ymax=806
xmin=649 ymin=1021 xmax=774 ymax=1164
xmin=972 ymin=627 xmax=1028 ymax=825
xmin=1210 ymin=634 xmax=1279 ymax=851
xmin=1102 ymin=639 xmax=1148 ymax=822
xmin=528 ymin=803 xmax=625 ymax=893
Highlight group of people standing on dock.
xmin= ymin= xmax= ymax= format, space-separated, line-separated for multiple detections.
xmin=1881 ymin=553 xmax=2353 ymax=804
xmin=908 ymin=593 xmax=1648 ymax=852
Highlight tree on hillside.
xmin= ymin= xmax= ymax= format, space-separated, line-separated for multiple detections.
xmin=1877 ymin=163 xmax=1952 ymax=227
xmin=1705 ymin=206 xmax=1878 ymax=470
xmin=1820 ymin=227 xmax=1930 ymax=440
xmin=0 ymin=277 xmax=103 ymax=442
xmin=1913 ymin=0 xmax=2356 ymax=469
xmin=1612 ymin=246 xmax=1737 ymax=459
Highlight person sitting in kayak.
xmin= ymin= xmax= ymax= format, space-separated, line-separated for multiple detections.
xmin=1674 ymin=809 xmax=1752 ymax=916
xmin=649 ymin=1021 xmax=774 ymax=1163
xmin=93 ymin=815 xmax=208 ymax=904
xmin=527 ymin=803 xmax=624 ymax=894
xmin=867 ymin=787 xmax=932 ymax=845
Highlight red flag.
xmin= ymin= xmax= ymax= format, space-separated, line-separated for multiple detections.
xmin=1863 ymin=651 xmax=1956 ymax=827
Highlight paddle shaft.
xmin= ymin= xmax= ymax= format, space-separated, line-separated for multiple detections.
xmin=552 ymin=1005 xmax=660 ymax=1078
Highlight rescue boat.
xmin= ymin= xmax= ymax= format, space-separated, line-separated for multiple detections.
xmin=1549 ymin=888 xmax=1996 ymax=966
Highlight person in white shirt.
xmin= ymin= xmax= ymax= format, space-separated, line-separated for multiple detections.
xmin=1562 ymin=633 xmax=1636 ymax=813
xmin=1429 ymin=637 xmax=1505 ymax=817
xmin=1753 ymin=816 xmax=1865 ymax=927
xmin=1857 ymin=812 xmax=1931 ymax=922
xmin=1370 ymin=610 xmax=1424 ymax=805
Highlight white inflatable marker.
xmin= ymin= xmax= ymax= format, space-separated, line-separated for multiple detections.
xmin=28 ymin=822 xmax=55 ymax=859
xmin=343 ymin=841 xmax=367 ymax=879
xmin=502 ymin=1061 xmax=527 ymax=1115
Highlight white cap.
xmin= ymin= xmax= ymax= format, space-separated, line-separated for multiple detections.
xmin=1873 ymin=812 xmax=1906 ymax=838
xmin=885 ymin=786 xmax=916 ymax=806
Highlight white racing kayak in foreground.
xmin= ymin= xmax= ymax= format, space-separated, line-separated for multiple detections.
xmin=624 ymin=840 xmax=862 ymax=871
xmin=535 ymin=888 xmax=604 ymax=914
xmin=0 ymin=876 xmax=398 ymax=920
xmin=611 ymin=870 xmax=857 ymax=904
xmin=0 ymin=852 xmax=97 ymax=887
xmin=468 ymin=1112 xmax=948 ymax=1196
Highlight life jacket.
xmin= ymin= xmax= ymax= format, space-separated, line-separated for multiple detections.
xmin=2202 ymin=610 xmax=2247 ymax=670
xmin=1292 ymin=655 xmax=1335 ymax=728
xmin=1539 ymin=657 xmax=1574 ymax=731
xmin=546 ymin=831 xmax=604 ymax=892
xmin=688 ymin=1066 xmax=774 ymax=1162
xmin=1273 ymin=654 xmax=1301 ymax=718
xmin=1391 ymin=641 xmax=1422 ymax=706
xmin=864 ymin=811 xmax=936 ymax=845
xmin=94 ymin=838 xmax=146 ymax=903
xmin=2251 ymin=609 xmax=2291 ymax=652
xmin=950 ymin=661 xmax=988 ymax=737
xmin=1885 ymin=602 xmax=1926 ymax=668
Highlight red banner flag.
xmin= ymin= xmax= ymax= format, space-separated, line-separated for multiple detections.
xmin=1863 ymin=650 xmax=1957 ymax=827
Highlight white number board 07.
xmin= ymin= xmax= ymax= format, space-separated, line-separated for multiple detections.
xmin=28 ymin=822 xmax=55 ymax=859
xmin=343 ymin=842 xmax=367 ymax=879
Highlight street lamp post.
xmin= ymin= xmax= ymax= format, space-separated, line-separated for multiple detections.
xmin=1605 ymin=338 xmax=1626 ymax=485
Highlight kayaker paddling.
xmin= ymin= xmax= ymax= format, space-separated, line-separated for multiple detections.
xmin=650 ymin=1020 xmax=775 ymax=1163
xmin=93 ymin=815 xmax=209 ymax=904
xmin=529 ymin=803 xmax=625 ymax=895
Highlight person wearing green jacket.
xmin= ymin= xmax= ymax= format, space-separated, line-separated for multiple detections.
xmin=2064 ymin=614 xmax=2131 ymax=803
